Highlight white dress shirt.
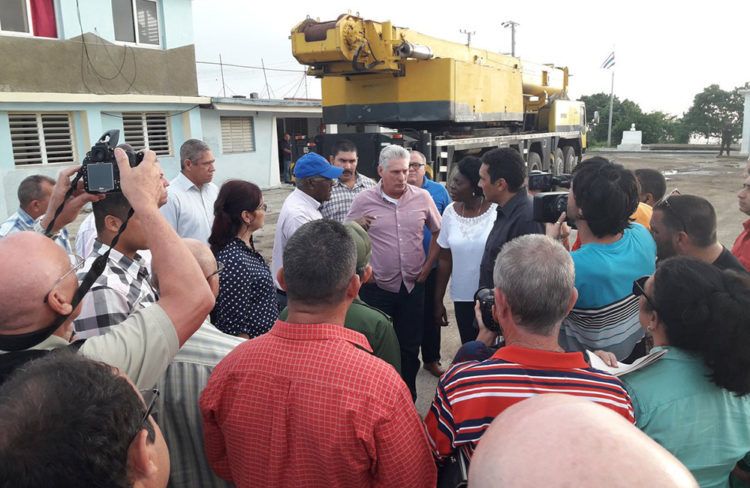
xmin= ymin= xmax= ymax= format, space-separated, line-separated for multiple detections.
xmin=271 ymin=188 xmax=323 ymax=288
xmin=160 ymin=172 xmax=219 ymax=242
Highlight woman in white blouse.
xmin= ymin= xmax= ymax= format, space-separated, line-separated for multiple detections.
xmin=434 ymin=157 xmax=497 ymax=343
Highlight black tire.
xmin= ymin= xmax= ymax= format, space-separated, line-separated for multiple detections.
xmin=527 ymin=151 xmax=542 ymax=172
xmin=552 ymin=148 xmax=564 ymax=176
xmin=562 ymin=146 xmax=577 ymax=173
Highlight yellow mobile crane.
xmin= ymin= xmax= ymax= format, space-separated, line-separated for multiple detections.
xmin=291 ymin=14 xmax=592 ymax=179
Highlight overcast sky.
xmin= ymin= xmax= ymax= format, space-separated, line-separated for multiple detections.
xmin=192 ymin=0 xmax=750 ymax=117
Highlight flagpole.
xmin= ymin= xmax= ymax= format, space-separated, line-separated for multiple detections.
xmin=607 ymin=66 xmax=615 ymax=147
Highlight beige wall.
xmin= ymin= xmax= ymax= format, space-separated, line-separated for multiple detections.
xmin=0 ymin=33 xmax=197 ymax=97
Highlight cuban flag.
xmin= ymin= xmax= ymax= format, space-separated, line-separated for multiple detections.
xmin=601 ymin=51 xmax=615 ymax=69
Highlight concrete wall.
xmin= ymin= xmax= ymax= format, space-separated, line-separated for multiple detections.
xmin=0 ymin=34 xmax=198 ymax=96
xmin=0 ymin=102 xmax=203 ymax=218
xmin=199 ymin=109 xmax=280 ymax=190
xmin=742 ymin=91 xmax=750 ymax=156
xmin=1 ymin=0 xmax=196 ymax=96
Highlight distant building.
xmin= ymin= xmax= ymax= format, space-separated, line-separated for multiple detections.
xmin=0 ymin=0 xmax=206 ymax=218
xmin=200 ymin=97 xmax=323 ymax=188
xmin=0 ymin=1 xmax=326 ymax=219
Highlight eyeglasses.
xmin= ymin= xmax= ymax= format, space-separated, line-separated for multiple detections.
xmin=632 ymin=276 xmax=659 ymax=313
xmin=207 ymin=261 xmax=225 ymax=280
xmin=43 ymin=254 xmax=85 ymax=304
xmin=657 ymin=189 xmax=686 ymax=232
xmin=140 ymin=387 xmax=160 ymax=422
xmin=408 ymin=163 xmax=426 ymax=170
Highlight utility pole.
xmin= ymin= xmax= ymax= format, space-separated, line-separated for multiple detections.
xmin=607 ymin=70 xmax=615 ymax=147
xmin=261 ymin=58 xmax=272 ymax=99
xmin=219 ymin=53 xmax=226 ymax=98
xmin=501 ymin=20 xmax=519 ymax=56
xmin=459 ymin=29 xmax=475 ymax=48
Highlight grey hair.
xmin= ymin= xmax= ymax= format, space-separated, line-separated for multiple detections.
xmin=494 ymin=234 xmax=575 ymax=335
xmin=283 ymin=220 xmax=356 ymax=307
xmin=378 ymin=145 xmax=410 ymax=169
xmin=180 ymin=139 xmax=210 ymax=169
xmin=17 ymin=175 xmax=55 ymax=208
xmin=410 ymin=149 xmax=426 ymax=164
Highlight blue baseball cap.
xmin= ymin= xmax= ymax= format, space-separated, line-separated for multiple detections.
xmin=293 ymin=152 xmax=344 ymax=179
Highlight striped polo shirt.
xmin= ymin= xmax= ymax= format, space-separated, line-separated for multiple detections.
xmin=560 ymin=223 xmax=657 ymax=360
xmin=425 ymin=345 xmax=635 ymax=460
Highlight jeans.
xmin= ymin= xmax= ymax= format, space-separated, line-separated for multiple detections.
xmin=420 ymin=269 xmax=441 ymax=364
xmin=453 ymin=301 xmax=478 ymax=344
xmin=360 ymin=281 xmax=424 ymax=401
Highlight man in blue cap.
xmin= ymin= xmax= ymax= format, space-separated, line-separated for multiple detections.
xmin=272 ymin=152 xmax=344 ymax=308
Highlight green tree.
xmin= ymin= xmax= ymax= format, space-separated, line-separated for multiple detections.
xmin=580 ymin=93 xmax=687 ymax=145
xmin=682 ymin=84 xmax=746 ymax=145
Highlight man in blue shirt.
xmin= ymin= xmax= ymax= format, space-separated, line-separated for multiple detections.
xmin=0 ymin=174 xmax=71 ymax=253
xmin=408 ymin=150 xmax=451 ymax=377
xmin=550 ymin=157 xmax=657 ymax=361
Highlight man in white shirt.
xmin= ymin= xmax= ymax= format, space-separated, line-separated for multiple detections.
xmin=271 ymin=152 xmax=343 ymax=307
xmin=161 ymin=139 xmax=219 ymax=242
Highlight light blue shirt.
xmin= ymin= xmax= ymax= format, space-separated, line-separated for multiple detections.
xmin=560 ymin=223 xmax=656 ymax=359
xmin=0 ymin=207 xmax=71 ymax=253
xmin=160 ymin=173 xmax=219 ymax=242
xmin=624 ymin=346 xmax=750 ymax=488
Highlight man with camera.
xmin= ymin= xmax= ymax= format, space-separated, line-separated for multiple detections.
xmin=425 ymin=234 xmax=634 ymax=462
xmin=550 ymin=157 xmax=656 ymax=361
xmin=0 ymin=147 xmax=215 ymax=389
xmin=478 ymin=148 xmax=544 ymax=289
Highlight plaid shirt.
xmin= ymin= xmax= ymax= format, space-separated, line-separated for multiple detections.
xmin=156 ymin=322 xmax=244 ymax=488
xmin=0 ymin=207 xmax=71 ymax=253
xmin=319 ymin=173 xmax=376 ymax=222
xmin=200 ymin=321 xmax=437 ymax=488
xmin=73 ymin=240 xmax=157 ymax=339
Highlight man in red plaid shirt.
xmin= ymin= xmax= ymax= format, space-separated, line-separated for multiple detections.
xmin=200 ymin=219 xmax=436 ymax=488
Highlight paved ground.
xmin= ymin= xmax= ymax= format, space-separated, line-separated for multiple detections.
xmin=68 ymin=151 xmax=750 ymax=416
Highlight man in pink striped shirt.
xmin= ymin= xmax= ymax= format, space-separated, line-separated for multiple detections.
xmin=347 ymin=145 xmax=442 ymax=400
xmin=425 ymin=234 xmax=634 ymax=461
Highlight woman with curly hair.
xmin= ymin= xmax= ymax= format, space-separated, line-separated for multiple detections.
xmin=433 ymin=156 xmax=496 ymax=344
xmin=209 ymin=180 xmax=277 ymax=338
xmin=621 ymin=257 xmax=750 ymax=487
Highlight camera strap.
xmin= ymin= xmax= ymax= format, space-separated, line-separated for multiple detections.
xmin=0 ymin=206 xmax=134 ymax=352
xmin=43 ymin=172 xmax=84 ymax=237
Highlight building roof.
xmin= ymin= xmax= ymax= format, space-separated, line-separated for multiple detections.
xmin=207 ymin=97 xmax=322 ymax=114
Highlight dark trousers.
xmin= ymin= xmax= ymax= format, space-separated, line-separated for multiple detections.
xmin=360 ymin=281 xmax=424 ymax=400
xmin=420 ymin=269 xmax=440 ymax=364
xmin=454 ymin=301 xmax=478 ymax=344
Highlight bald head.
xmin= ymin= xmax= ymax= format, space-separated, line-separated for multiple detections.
xmin=182 ymin=238 xmax=219 ymax=298
xmin=469 ymin=394 xmax=697 ymax=488
xmin=0 ymin=232 xmax=72 ymax=333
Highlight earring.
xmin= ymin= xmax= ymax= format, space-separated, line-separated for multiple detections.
xmin=646 ymin=325 xmax=655 ymax=332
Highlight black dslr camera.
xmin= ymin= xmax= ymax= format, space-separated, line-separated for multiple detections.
xmin=528 ymin=170 xmax=571 ymax=193
xmin=81 ymin=130 xmax=143 ymax=194
xmin=529 ymin=171 xmax=572 ymax=224
xmin=474 ymin=288 xmax=501 ymax=333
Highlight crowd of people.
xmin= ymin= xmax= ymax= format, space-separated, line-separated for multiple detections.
xmin=0 ymin=136 xmax=749 ymax=488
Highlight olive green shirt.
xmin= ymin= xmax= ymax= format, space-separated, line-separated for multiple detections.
xmin=280 ymin=298 xmax=401 ymax=374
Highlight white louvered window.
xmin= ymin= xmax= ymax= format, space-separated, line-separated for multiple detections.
xmin=221 ymin=117 xmax=255 ymax=153
xmin=9 ymin=113 xmax=75 ymax=166
xmin=122 ymin=112 xmax=171 ymax=155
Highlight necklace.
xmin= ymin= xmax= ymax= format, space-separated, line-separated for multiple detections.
xmin=456 ymin=197 xmax=485 ymax=218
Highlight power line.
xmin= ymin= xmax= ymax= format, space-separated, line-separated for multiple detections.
xmin=196 ymin=60 xmax=306 ymax=73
